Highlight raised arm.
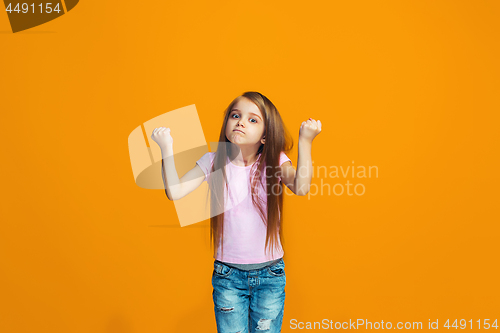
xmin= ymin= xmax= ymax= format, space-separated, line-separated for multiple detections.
xmin=280 ymin=118 xmax=322 ymax=196
xmin=152 ymin=127 xmax=205 ymax=201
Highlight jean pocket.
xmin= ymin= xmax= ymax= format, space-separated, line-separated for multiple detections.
xmin=266 ymin=260 xmax=285 ymax=277
xmin=213 ymin=261 xmax=233 ymax=277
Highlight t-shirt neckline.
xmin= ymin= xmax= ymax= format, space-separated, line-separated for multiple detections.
xmin=227 ymin=154 xmax=260 ymax=168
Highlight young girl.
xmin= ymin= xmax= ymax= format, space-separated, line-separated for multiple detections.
xmin=151 ymin=92 xmax=322 ymax=332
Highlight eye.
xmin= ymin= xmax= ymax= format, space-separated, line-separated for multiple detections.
xmin=230 ymin=113 xmax=258 ymax=123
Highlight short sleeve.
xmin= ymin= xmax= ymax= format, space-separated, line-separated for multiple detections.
xmin=279 ymin=151 xmax=292 ymax=167
xmin=195 ymin=152 xmax=214 ymax=182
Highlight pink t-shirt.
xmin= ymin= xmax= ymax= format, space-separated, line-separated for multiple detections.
xmin=196 ymin=151 xmax=292 ymax=264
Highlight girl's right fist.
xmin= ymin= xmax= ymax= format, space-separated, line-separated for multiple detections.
xmin=151 ymin=127 xmax=173 ymax=148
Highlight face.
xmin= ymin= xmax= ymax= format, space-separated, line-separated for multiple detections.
xmin=225 ymin=97 xmax=266 ymax=148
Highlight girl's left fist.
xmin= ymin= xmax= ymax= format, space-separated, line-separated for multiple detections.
xmin=299 ymin=118 xmax=322 ymax=143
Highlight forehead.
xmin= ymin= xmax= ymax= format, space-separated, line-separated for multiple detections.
xmin=231 ymin=98 xmax=263 ymax=117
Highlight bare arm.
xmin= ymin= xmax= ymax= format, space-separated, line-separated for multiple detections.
xmin=160 ymin=144 xmax=205 ymax=201
xmin=280 ymin=118 xmax=322 ymax=196
xmin=160 ymin=145 xmax=177 ymax=200
xmin=294 ymin=138 xmax=313 ymax=196
xmin=280 ymin=139 xmax=312 ymax=196
xmin=151 ymin=127 xmax=205 ymax=201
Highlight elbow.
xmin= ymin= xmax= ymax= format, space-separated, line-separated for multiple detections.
xmin=164 ymin=189 xmax=175 ymax=201
xmin=295 ymin=183 xmax=310 ymax=196
xmin=168 ymin=192 xmax=182 ymax=201
xmin=168 ymin=194 xmax=180 ymax=201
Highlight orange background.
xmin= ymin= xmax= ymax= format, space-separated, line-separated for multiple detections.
xmin=1 ymin=1 xmax=499 ymax=332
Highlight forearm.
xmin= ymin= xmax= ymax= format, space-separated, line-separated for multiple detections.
xmin=294 ymin=139 xmax=313 ymax=196
xmin=160 ymin=144 xmax=182 ymax=200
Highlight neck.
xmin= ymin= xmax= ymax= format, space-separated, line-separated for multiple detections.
xmin=229 ymin=145 xmax=260 ymax=166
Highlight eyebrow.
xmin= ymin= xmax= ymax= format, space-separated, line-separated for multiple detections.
xmin=230 ymin=109 xmax=262 ymax=121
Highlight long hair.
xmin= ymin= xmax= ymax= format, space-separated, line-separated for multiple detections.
xmin=208 ymin=92 xmax=293 ymax=261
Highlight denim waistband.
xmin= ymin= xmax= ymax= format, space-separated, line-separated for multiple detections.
xmin=215 ymin=257 xmax=283 ymax=271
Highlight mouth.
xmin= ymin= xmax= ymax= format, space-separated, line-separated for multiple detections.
xmin=233 ymin=129 xmax=245 ymax=134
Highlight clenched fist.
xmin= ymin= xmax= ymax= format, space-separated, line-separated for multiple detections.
xmin=299 ymin=118 xmax=322 ymax=143
xmin=151 ymin=127 xmax=174 ymax=149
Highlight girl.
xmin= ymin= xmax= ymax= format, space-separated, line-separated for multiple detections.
xmin=151 ymin=91 xmax=322 ymax=332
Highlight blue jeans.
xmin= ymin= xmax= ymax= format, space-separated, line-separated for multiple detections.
xmin=212 ymin=258 xmax=286 ymax=333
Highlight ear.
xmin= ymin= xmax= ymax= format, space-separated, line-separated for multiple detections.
xmin=261 ymin=136 xmax=265 ymax=144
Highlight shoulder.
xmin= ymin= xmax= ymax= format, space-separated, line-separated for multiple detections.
xmin=198 ymin=152 xmax=215 ymax=161
xmin=196 ymin=152 xmax=215 ymax=169
xmin=279 ymin=151 xmax=292 ymax=166
xmin=279 ymin=152 xmax=295 ymax=188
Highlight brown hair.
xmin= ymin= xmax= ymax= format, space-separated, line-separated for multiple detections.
xmin=207 ymin=91 xmax=293 ymax=261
